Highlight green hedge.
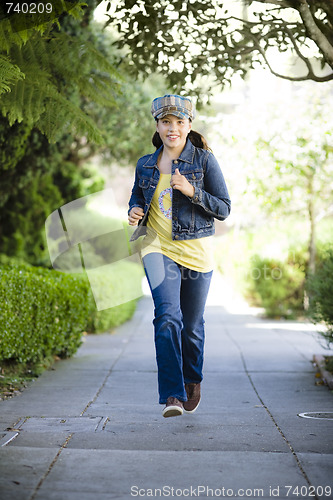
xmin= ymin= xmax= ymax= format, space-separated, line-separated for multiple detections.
xmin=247 ymin=254 xmax=305 ymax=318
xmin=0 ymin=257 xmax=143 ymax=366
xmin=306 ymin=247 xmax=333 ymax=347
xmin=0 ymin=264 xmax=90 ymax=364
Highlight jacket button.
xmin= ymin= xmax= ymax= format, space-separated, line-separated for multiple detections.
xmin=192 ymin=173 xmax=196 ymax=179
xmin=174 ymin=235 xmax=180 ymax=240
xmin=174 ymin=160 xmax=178 ymax=164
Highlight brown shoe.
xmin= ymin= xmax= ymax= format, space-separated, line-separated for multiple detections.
xmin=162 ymin=397 xmax=184 ymax=418
xmin=183 ymin=383 xmax=201 ymax=413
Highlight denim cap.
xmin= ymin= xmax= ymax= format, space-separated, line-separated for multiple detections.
xmin=151 ymin=94 xmax=195 ymax=121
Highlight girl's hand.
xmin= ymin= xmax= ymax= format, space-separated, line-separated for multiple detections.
xmin=170 ymin=168 xmax=195 ymax=198
xmin=128 ymin=206 xmax=145 ymax=226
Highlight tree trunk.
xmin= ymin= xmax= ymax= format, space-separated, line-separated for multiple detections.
xmin=298 ymin=0 xmax=333 ymax=69
xmin=304 ymin=175 xmax=316 ymax=311
xmin=307 ymin=176 xmax=316 ymax=275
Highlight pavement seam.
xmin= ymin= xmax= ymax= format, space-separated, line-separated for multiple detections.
xmin=80 ymin=307 xmax=145 ymax=417
xmin=79 ymin=345 xmax=128 ymax=417
xmin=29 ymin=433 xmax=73 ymax=500
xmin=1 ymin=416 xmax=32 ymax=447
xmin=225 ymin=327 xmax=319 ymax=500
xmin=23 ymin=309 xmax=143 ymax=499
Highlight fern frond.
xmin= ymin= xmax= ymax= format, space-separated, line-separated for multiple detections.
xmin=0 ymin=32 xmax=122 ymax=142
xmin=0 ymin=54 xmax=25 ymax=95
xmin=0 ymin=20 xmax=28 ymax=52
xmin=40 ymin=34 xmax=123 ymax=89
xmin=37 ymin=84 xmax=105 ymax=144
xmin=77 ymin=73 xmax=121 ymax=106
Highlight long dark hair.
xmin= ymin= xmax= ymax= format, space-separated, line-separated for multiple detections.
xmin=152 ymin=129 xmax=212 ymax=151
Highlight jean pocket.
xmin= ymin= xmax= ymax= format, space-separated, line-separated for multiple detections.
xmin=139 ymin=178 xmax=151 ymax=189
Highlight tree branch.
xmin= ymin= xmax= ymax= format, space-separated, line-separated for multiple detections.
xmin=221 ymin=15 xmax=299 ymax=28
xmin=250 ymin=30 xmax=333 ymax=81
xmin=284 ymin=24 xmax=319 ymax=75
xmin=298 ymin=0 xmax=333 ymax=68
xmin=248 ymin=0 xmax=295 ymax=8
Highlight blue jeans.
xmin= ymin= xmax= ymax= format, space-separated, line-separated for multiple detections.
xmin=142 ymin=253 xmax=212 ymax=404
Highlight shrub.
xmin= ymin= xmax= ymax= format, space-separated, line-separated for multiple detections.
xmin=247 ymin=254 xmax=305 ymax=318
xmin=87 ymin=299 xmax=137 ymax=333
xmin=0 ymin=251 xmax=143 ymax=373
xmin=306 ymin=247 xmax=333 ymax=347
xmin=0 ymin=263 xmax=90 ymax=364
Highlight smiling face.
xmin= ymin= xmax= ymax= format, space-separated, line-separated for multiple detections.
xmin=156 ymin=114 xmax=192 ymax=152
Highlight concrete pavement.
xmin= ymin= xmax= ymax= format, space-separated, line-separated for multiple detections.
xmin=1 ymin=275 xmax=333 ymax=500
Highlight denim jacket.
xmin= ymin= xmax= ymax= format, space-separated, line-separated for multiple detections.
xmin=128 ymin=138 xmax=231 ymax=241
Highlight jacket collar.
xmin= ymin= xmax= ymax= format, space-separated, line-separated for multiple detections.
xmin=143 ymin=138 xmax=195 ymax=167
xmin=179 ymin=138 xmax=195 ymax=164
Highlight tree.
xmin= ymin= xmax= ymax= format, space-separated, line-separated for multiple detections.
xmin=0 ymin=0 xmax=168 ymax=265
xmin=0 ymin=115 xmax=106 ymax=264
xmin=0 ymin=0 xmax=122 ymax=143
xmin=254 ymin=115 xmax=333 ymax=274
xmin=0 ymin=0 xmax=167 ymax=148
xmin=213 ymin=82 xmax=333 ymax=274
xmin=3 ymin=1 xmax=333 ymax=132
xmin=101 ymin=0 xmax=333 ymax=98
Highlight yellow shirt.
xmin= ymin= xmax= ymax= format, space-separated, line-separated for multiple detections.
xmin=141 ymin=174 xmax=214 ymax=273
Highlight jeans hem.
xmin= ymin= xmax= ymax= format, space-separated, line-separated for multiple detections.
xmin=159 ymin=395 xmax=187 ymax=405
xmin=184 ymin=378 xmax=202 ymax=385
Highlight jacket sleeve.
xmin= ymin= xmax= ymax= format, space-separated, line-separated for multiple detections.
xmin=128 ymin=164 xmax=145 ymax=215
xmin=189 ymin=152 xmax=231 ymax=221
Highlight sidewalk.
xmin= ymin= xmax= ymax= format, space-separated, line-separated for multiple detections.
xmin=1 ymin=275 xmax=333 ymax=500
